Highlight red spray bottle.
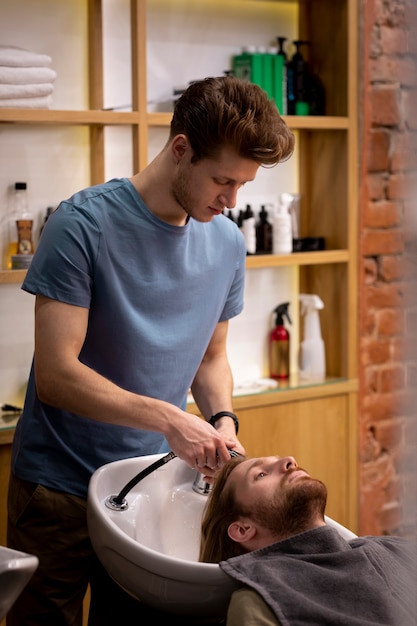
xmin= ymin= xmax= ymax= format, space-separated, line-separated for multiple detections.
xmin=269 ymin=302 xmax=292 ymax=380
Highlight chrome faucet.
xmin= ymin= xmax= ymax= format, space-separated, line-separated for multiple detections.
xmin=192 ymin=472 xmax=213 ymax=495
xmin=192 ymin=449 xmax=243 ymax=495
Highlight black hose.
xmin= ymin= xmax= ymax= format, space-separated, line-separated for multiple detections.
xmin=111 ymin=450 xmax=177 ymax=505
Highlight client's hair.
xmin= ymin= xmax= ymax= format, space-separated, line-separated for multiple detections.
xmin=199 ymin=456 xmax=247 ymax=563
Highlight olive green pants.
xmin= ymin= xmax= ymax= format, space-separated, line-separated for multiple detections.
xmin=7 ymin=473 xmax=225 ymax=626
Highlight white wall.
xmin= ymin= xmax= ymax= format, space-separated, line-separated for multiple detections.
xmin=0 ymin=0 xmax=299 ymax=404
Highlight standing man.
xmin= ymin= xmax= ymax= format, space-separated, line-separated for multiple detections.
xmin=7 ymin=76 xmax=294 ymax=625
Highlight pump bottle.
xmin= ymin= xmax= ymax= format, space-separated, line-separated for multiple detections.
xmin=289 ymin=40 xmax=311 ymax=115
xmin=256 ymin=205 xmax=272 ymax=254
xmin=269 ymin=302 xmax=291 ymax=380
xmin=242 ymin=204 xmax=256 ymax=254
xmin=299 ymin=293 xmax=326 ymax=380
xmin=273 ymin=197 xmax=293 ymax=255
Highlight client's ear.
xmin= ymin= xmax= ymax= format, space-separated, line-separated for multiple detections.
xmin=228 ymin=519 xmax=257 ymax=544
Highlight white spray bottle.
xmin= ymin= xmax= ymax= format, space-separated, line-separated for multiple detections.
xmin=299 ymin=294 xmax=326 ymax=380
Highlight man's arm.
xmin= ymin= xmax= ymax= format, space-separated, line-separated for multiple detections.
xmin=191 ymin=320 xmax=245 ymax=455
xmin=33 ymin=295 xmax=234 ymax=470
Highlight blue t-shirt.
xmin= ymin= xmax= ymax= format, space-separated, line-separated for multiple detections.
xmin=12 ymin=178 xmax=246 ymax=497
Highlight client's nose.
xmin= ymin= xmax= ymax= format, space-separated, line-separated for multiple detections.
xmin=282 ymin=456 xmax=298 ymax=471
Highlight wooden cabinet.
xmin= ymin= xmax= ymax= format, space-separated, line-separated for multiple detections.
xmin=0 ymin=0 xmax=358 ymax=530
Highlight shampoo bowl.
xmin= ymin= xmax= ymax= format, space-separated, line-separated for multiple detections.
xmin=87 ymin=454 xmax=357 ymax=618
xmin=0 ymin=546 xmax=39 ymax=620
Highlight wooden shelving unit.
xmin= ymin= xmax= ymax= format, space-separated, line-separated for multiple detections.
xmin=0 ymin=0 xmax=359 ymax=531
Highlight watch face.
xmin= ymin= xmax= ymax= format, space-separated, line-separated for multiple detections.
xmin=18 ymin=239 xmax=32 ymax=254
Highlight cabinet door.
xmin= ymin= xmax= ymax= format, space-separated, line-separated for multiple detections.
xmin=238 ymin=394 xmax=356 ymax=529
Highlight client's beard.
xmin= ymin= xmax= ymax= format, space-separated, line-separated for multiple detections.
xmin=254 ymin=474 xmax=327 ymax=540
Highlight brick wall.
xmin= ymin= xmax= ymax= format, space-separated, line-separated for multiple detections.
xmin=359 ymin=0 xmax=417 ymax=536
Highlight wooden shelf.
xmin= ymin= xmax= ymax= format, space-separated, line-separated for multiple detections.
xmin=0 ymin=269 xmax=26 ymax=284
xmin=246 ymin=249 xmax=349 ymax=269
xmin=188 ymin=377 xmax=358 ymax=413
xmin=148 ymin=113 xmax=350 ymax=130
xmin=0 ymin=108 xmax=349 ymax=130
xmin=0 ymin=250 xmax=349 ymax=284
xmin=0 ymin=108 xmax=141 ymax=126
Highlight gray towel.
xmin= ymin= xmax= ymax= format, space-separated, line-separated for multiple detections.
xmin=221 ymin=525 xmax=416 ymax=626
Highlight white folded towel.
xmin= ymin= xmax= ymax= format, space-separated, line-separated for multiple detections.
xmin=0 ymin=65 xmax=56 ymax=84
xmin=0 ymin=45 xmax=52 ymax=67
xmin=0 ymin=83 xmax=54 ymax=99
xmin=0 ymin=95 xmax=52 ymax=108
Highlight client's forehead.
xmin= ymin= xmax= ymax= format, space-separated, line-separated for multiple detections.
xmin=229 ymin=456 xmax=280 ymax=485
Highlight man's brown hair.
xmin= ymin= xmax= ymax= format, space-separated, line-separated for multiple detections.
xmin=170 ymin=76 xmax=295 ymax=166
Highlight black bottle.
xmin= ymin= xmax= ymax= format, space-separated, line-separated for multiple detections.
xmin=288 ymin=40 xmax=310 ymax=115
xmin=256 ymin=205 xmax=272 ymax=254
xmin=276 ymin=37 xmax=288 ymax=115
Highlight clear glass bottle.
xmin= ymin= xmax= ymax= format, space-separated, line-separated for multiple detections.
xmin=5 ymin=183 xmax=25 ymax=268
xmin=14 ymin=182 xmax=34 ymax=256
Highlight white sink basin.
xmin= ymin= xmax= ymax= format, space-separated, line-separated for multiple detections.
xmin=87 ymin=453 xmax=357 ymax=618
xmin=87 ymin=454 xmax=239 ymax=618
xmin=0 ymin=546 xmax=39 ymax=620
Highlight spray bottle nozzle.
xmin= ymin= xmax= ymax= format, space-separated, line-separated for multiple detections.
xmin=273 ymin=302 xmax=292 ymax=327
xmin=299 ymin=294 xmax=324 ymax=316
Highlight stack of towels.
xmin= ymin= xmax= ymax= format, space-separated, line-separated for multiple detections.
xmin=0 ymin=45 xmax=56 ymax=108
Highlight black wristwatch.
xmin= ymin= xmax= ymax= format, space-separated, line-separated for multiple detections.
xmin=209 ymin=411 xmax=239 ymax=435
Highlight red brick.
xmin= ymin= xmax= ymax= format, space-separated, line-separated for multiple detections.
xmin=362 ymin=229 xmax=404 ymax=256
xmin=365 ymin=283 xmax=404 ymax=308
xmin=384 ymin=476 xmax=402 ymax=502
xmin=363 ymin=257 xmax=378 ymax=284
xmin=368 ymin=130 xmax=390 ymax=171
xmin=360 ymin=452 xmax=396 ymax=494
xmin=360 ymin=309 xmax=376 ymax=335
xmin=398 ymin=56 xmax=417 ymax=88
xmin=380 ymin=24 xmax=408 ymax=54
xmin=366 ymin=173 xmax=387 ymax=200
xmin=391 ymin=336 xmax=405 ymax=361
xmin=379 ymin=255 xmax=404 ymax=281
xmin=403 ymin=416 xmax=417 ymax=444
xmin=374 ymin=417 xmax=404 ymax=448
xmin=370 ymin=85 xmax=402 ymax=126
xmin=405 ymin=309 xmax=417 ymax=334
xmin=361 ymin=337 xmax=391 ymax=366
xmin=403 ymin=280 xmax=417 ymax=307
xmin=387 ymin=172 xmax=417 ymax=199
xmin=376 ymin=309 xmax=404 ymax=336
xmin=403 ymin=89 xmax=417 ymax=130
xmin=405 ymin=363 xmax=417 ymax=387
xmin=371 ymin=57 xmax=417 ymax=87
xmin=364 ymin=367 xmax=379 ymax=393
xmin=379 ymin=365 xmax=405 ymax=392
xmin=391 ymin=131 xmax=417 ymax=171
xmin=380 ymin=1 xmax=406 ymax=27
xmin=378 ymin=501 xmax=403 ymax=533
xmin=403 ymin=205 xmax=417 ymax=246
xmin=400 ymin=336 xmax=417 ymax=361
xmin=363 ymin=201 xmax=401 ymax=228
xmin=370 ymin=57 xmax=414 ymax=84
xmin=364 ymin=392 xmax=405 ymax=421
xmin=359 ymin=425 xmax=382 ymax=464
